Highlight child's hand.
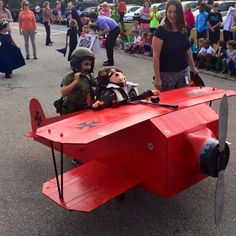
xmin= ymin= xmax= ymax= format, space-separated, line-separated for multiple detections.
xmin=74 ymin=72 xmax=81 ymax=83
xmin=151 ymin=90 xmax=160 ymax=96
xmin=92 ymin=101 xmax=104 ymax=108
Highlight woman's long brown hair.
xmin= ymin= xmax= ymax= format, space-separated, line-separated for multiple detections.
xmin=163 ymin=0 xmax=186 ymax=33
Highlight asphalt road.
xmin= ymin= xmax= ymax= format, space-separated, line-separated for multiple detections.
xmin=1 ymin=23 xmax=236 ymax=236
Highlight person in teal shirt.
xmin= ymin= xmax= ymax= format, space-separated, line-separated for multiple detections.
xmin=149 ymin=5 xmax=161 ymax=33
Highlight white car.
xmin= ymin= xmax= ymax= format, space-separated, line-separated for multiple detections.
xmin=82 ymin=6 xmax=97 ymax=16
xmin=181 ymin=1 xmax=198 ymax=10
xmin=126 ymin=4 xmax=142 ymax=13
xmin=151 ymin=2 xmax=166 ymax=11
xmin=124 ymin=6 xmax=142 ymax=23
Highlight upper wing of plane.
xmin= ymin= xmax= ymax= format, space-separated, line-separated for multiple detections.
xmin=36 ymin=101 xmax=172 ymax=144
xmin=158 ymin=86 xmax=236 ymax=106
xmin=36 ymin=87 xmax=236 ymax=144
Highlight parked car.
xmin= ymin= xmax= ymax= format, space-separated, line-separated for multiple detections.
xmin=193 ymin=0 xmax=236 ymax=19
xmin=124 ymin=6 xmax=142 ymax=23
xmin=150 ymin=2 xmax=167 ymax=21
xmin=181 ymin=1 xmax=198 ymax=10
xmin=81 ymin=6 xmax=97 ymax=17
xmin=126 ymin=4 xmax=142 ymax=14
xmin=151 ymin=2 xmax=166 ymax=11
xmin=78 ymin=1 xmax=98 ymax=15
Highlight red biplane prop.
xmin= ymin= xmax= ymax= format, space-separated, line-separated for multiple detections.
xmin=25 ymin=86 xmax=236 ymax=225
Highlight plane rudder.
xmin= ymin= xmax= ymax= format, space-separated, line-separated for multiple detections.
xmin=29 ymin=98 xmax=47 ymax=133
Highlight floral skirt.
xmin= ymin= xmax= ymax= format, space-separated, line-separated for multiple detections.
xmin=160 ymin=68 xmax=190 ymax=92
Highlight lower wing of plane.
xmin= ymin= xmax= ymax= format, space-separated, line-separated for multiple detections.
xmin=43 ymin=160 xmax=141 ymax=212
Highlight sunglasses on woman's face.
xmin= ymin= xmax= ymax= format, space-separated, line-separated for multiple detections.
xmin=24 ymin=4 xmax=29 ymax=6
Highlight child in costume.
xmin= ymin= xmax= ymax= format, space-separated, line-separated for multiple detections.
xmin=0 ymin=20 xmax=25 ymax=78
xmin=93 ymin=67 xmax=159 ymax=109
xmin=66 ymin=19 xmax=79 ymax=61
xmin=57 ymin=47 xmax=97 ymax=114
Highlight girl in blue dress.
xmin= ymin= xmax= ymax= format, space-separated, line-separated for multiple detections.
xmin=0 ymin=20 xmax=25 ymax=78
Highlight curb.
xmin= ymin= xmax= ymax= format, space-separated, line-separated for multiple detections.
xmin=197 ymin=69 xmax=236 ymax=82
xmin=114 ymin=48 xmax=236 ymax=82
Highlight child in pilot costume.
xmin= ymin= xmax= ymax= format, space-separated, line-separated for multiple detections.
xmin=93 ymin=67 xmax=159 ymax=109
xmin=55 ymin=47 xmax=97 ymax=115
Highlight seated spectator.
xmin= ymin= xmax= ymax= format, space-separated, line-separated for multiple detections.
xmin=125 ymin=30 xmax=142 ymax=54
xmin=212 ymin=40 xmax=226 ymax=71
xmin=197 ymin=38 xmax=204 ymax=49
xmin=222 ymin=40 xmax=236 ymax=75
xmin=139 ymin=31 xmax=148 ymax=52
xmin=196 ymin=3 xmax=208 ymax=40
xmin=144 ymin=32 xmax=153 ymax=56
xmin=130 ymin=20 xmax=141 ymax=35
xmin=193 ymin=38 xmax=204 ymax=64
xmin=197 ymin=39 xmax=215 ymax=70
xmin=123 ymin=30 xmax=135 ymax=52
xmin=116 ymin=28 xmax=128 ymax=50
xmin=190 ymin=38 xmax=198 ymax=60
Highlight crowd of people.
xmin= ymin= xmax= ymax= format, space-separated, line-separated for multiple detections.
xmin=1 ymin=0 xmax=236 ymax=82
xmin=191 ymin=38 xmax=236 ymax=75
xmin=114 ymin=0 xmax=236 ymax=75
